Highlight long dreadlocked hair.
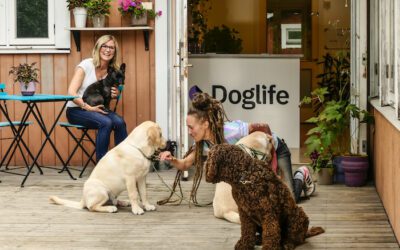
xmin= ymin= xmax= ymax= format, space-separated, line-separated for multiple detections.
xmin=188 ymin=93 xmax=227 ymax=205
xmin=157 ymin=93 xmax=228 ymax=206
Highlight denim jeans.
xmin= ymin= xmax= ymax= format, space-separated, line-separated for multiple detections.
xmin=275 ymin=137 xmax=294 ymax=194
xmin=66 ymin=107 xmax=128 ymax=162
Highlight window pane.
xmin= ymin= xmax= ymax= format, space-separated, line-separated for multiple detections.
xmin=16 ymin=0 xmax=48 ymax=38
xmin=267 ymin=0 xmax=312 ymax=59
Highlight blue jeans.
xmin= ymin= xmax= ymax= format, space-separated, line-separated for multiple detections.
xmin=276 ymin=137 xmax=294 ymax=194
xmin=66 ymin=107 xmax=128 ymax=162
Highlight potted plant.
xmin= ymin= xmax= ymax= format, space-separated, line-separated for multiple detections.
xmin=300 ymin=52 xmax=373 ymax=185
xmin=67 ymin=0 xmax=90 ymax=28
xmin=9 ymin=63 xmax=39 ymax=96
xmin=85 ymin=0 xmax=111 ymax=28
xmin=118 ymin=0 xmax=162 ymax=26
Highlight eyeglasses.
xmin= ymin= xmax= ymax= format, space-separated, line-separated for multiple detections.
xmin=100 ymin=45 xmax=115 ymax=51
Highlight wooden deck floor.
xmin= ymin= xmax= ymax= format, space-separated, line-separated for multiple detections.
xmin=0 ymin=167 xmax=399 ymax=250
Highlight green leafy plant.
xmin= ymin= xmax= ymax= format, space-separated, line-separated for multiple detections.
xmin=9 ymin=63 xmax=39 ymax=87
xmin=118 ymin=0 xmax=162 ymax=18
xmin=66 ymin=0 xmax=89 ymax=10
xmin=300 ymin=52 xmax=373 ymax=173
xmin=203 ymin=25 xmax=243 ymax=54
xmin=86 ymin=0 xmax=111 ymax=17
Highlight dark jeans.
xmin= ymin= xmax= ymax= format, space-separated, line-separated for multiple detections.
xmin=66 ymin=107 xmax=128 ymax=162
xmin=275 ymin=137 xmax=294 ymax=194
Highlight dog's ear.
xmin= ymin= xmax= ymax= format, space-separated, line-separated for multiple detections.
xmin=120 ymin=63 xmax=126 ymax=73
xmin=205 ymin=145 xmax=224 ymax=183
xmin=265 ymin=134 xmax=274 ymax=163
xmin=147 ymin=125 xmax=163 ymax=148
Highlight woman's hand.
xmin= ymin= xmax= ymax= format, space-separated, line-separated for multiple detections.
xmin=86 ymin=104 xmax=108 ymax=115
xmin=111 ymin=86 xmax=120 ymax=99
xmin=159 ymin=151 xmax=174 ymax=161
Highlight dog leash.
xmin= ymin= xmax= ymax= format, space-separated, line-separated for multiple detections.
xmin=126 ymin=143 xmax=195 ymax=205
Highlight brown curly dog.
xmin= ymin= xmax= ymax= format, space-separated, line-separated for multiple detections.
xmin=205 ymin=144 xmax=324 ymax=250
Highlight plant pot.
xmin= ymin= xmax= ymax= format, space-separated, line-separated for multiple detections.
xmin=73 ymin=7 xmax=87 ymax=28
xmin=19 ymin=82 xmax=36 ymax=96
xmin=131 ymin=13 xmax=147 ymax=26
xmin=317 ymin=168 xmax=333 ymax=185
xmin=92 ymin=15 xmax=105 ymax=28
xmin=333 ymin=156 xmax=345 ymax=184
xmin=342 ymin=156 xmax=369 ymax=187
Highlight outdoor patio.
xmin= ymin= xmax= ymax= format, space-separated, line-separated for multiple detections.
xmin=0 ymin=167 xmax=398 ymax=250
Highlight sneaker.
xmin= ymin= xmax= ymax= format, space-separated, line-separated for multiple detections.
xmin=294 ymin=166 xmax=315 ymax=197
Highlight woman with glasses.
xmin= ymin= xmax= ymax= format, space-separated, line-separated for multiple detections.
xmin=66 ymin=35 xmax=128 ymax=162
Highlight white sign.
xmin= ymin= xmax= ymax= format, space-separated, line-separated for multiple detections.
xmin=189 ymin=56 xmax=300 ymax=148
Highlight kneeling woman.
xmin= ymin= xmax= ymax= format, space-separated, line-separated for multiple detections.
xmin=159 ymin=93 xmax=314 ymax=203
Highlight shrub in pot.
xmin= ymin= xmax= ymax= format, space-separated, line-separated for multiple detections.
xmin=9 ymin=62 xmax=39 ymax=96
xmin=86 ymin=0 xmax=111 ymax=28
xmin=67 ymin=0 xmax=90 ymax=28
xmin=301 ymin=52 xmax=373 ymax=186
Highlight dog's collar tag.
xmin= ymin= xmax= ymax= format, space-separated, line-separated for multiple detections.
xmin=240 ymin=180 xmax=252 ymax=185
xmin=239 ymin=175 xmax=252 ymax=185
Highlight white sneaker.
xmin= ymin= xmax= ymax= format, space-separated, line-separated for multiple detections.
xmin=295 ymin=166 xmax=315 ymax=197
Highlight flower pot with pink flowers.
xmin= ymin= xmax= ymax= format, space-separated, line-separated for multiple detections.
xmin=118 ymin=0 xmax=162 ymax=26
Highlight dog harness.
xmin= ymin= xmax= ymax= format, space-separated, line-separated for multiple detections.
xmin=237 ymin=143 xmax=278 ymax=174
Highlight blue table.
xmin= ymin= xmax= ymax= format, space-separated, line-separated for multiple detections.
xmin=0 ymin=94 xmax=77 ymax=186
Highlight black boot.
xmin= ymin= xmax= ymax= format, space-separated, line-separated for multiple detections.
xmin=293 ymin=178 xmax=303 ymax=203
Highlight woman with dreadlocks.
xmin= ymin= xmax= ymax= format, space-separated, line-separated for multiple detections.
xmin=159 ymin=93 xmax=314 ymax=203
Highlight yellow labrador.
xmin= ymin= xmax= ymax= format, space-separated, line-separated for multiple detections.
xmin=49 ymin=121 xmax=166 ymax=214
xmin=213 ymin=131 xmax=274 ymax=223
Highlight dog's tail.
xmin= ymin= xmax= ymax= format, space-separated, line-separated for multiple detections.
xmin=306 ymin=226 xmax=325 ymax=238
xmin=49 ymin=196 xmax=85 ymax=209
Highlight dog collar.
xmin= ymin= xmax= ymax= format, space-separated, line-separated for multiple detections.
xmin=127 ymin=143 xmax=154 ymax=161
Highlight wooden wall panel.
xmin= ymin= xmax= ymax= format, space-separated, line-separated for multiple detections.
xmin=373 ymin=109 xmax=400 ymax=242
xmin=0 ymin=0 xmax=156 ymax=171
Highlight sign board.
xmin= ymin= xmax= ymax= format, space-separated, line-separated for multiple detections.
xmin=188 ymin=56 xmax=300 ymax=148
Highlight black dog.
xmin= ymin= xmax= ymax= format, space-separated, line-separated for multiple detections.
xmin=83 ymin=63 xmax=126 ymax=110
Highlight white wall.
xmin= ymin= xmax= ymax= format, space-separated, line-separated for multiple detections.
xmin=155 ymin=0 xmax=169 ymax=138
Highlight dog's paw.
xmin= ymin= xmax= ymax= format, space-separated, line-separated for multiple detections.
xmin=131 ymin=205 xmax=145 ymax=215
xmin=108 ymin=206 xmax=118 ymax=213
xmin=143 ymin=203 xmax=156 ymax=211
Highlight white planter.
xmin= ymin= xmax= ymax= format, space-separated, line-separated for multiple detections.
xmin=92 ymin=15 xmax=106 ymax=28
xmin=73 ymin=7 xmax=87 ymax=28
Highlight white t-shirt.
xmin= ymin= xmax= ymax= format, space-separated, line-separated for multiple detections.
xmin=67 ymin=58 xmax=99 ymax=108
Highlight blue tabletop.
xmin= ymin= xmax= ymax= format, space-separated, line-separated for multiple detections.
xmin=0 ymin=94 xmax=76 ymax=102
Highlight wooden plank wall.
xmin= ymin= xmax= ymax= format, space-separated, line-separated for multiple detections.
xmin=373 ymin=109 xmax=400 ymax=242
xmin=0 ymin=0 xmax=156 ymax=167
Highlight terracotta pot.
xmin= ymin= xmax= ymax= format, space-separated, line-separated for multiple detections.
xmin=317 ymin=168 xmax=333 ymax=185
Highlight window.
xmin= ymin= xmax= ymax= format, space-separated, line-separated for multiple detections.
xmin=0 ymin=0 xmax=70 ymax=53
xmin=370 ymin=0 xmax=400 ymax=119
xmin=281 ymin=24 xmax=302 ymax=49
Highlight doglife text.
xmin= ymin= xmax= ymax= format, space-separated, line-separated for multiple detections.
xmin=211 ymin=84 xmax=289 ymax=110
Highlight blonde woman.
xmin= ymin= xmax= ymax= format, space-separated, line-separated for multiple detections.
xmin=66 ymin=35 xmax=127 ymax=162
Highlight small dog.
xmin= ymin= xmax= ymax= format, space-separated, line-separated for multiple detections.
xmin=82 ymin=63 xmax=126 ymax=110
xmin=205 ymin=144 xmax=324 ymax=250
xmin=49 ymin=121 xmax=166 ymax=215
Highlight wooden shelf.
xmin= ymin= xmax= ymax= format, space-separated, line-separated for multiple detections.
xmin=67 ymin=27 xmax=154 ymax=51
